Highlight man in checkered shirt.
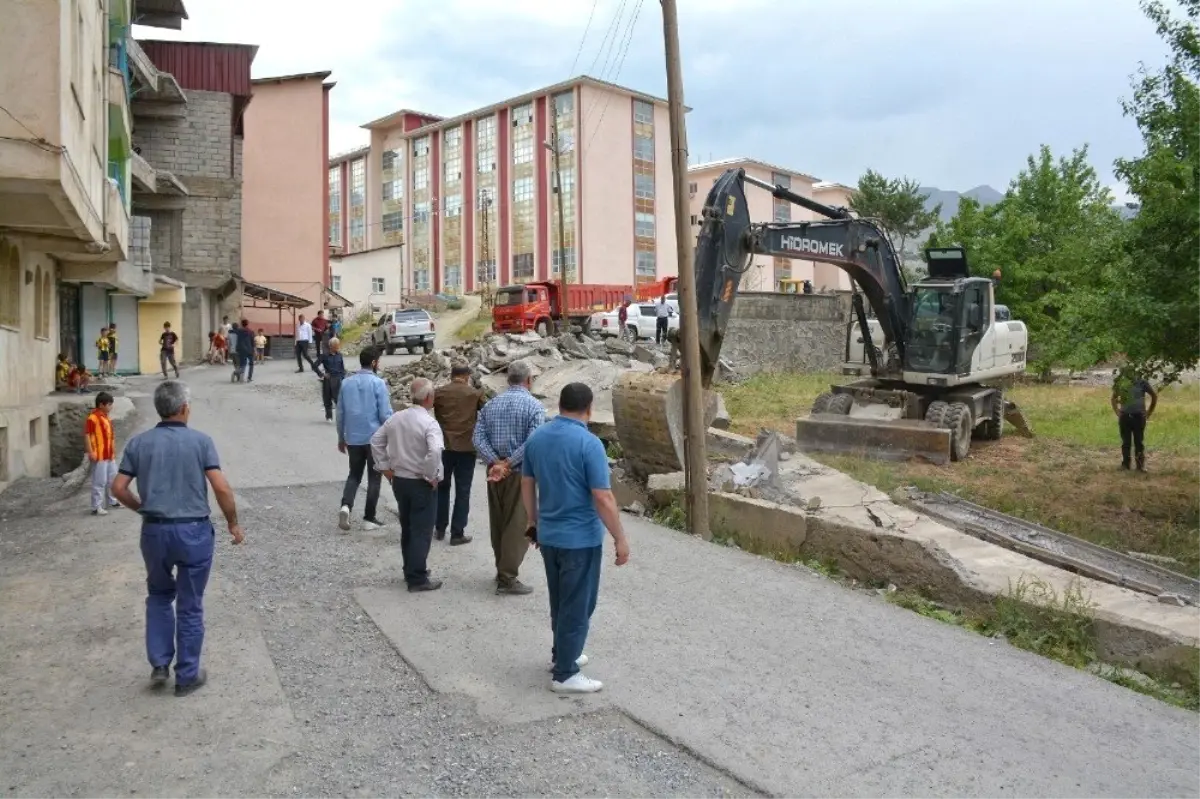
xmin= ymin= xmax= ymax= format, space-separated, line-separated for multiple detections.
xmin=473 ymin=360 xmax=546 ymax=595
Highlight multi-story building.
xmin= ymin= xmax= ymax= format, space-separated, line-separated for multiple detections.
xmin=0 ymin=0 xmax=177 ymax=490
xmin=686 ymin=157 xmax=852 ymax=293
xmin=241 ymin=71 xmax=338 ymax=335
xmin=329 ymin=76 xmax=679 ymax=309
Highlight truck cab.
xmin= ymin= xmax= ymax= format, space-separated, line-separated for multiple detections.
xmin=492 ymin=284 xmax=553 ymax=336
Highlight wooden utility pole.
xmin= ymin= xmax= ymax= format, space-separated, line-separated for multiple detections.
xmin=548 ymin=110 xmax=571 ymax=284
xmin=660 ymin=0 xmax=710 ymax=539
xmin=479 ymin=187 xmax=493 ymax=306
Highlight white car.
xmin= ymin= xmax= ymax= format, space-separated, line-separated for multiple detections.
xmin=589 ymin=303 xmax=679 ymax=340
xmin=372 ymin=308 xmax=436 ymax=355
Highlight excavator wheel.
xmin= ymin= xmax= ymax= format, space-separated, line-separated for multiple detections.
xmin=610 ymin=371 xmax=721 ymax=479
xmin=941 ymin=402 xmax=973 ymax=461
xmin=975 ymin=391 xmax=1005 ymax=441
xmin=811 ymin=392 xmax=834 ymax=414
xmin=924 ymin=400 xmax=949 ymax=427
xmin=827 ymin=393 xmax=854 ymax=415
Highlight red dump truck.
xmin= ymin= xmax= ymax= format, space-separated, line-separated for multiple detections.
xmin=492 ymin=281 xmax=631 ymax=336
xmin=634 ymin=276 xmax=677 ymax=302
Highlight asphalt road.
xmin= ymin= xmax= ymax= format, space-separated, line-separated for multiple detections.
xmin=0 ymin=359 xmax=1196 ymax=797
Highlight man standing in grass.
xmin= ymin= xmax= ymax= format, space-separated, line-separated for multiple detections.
xmin=1111 ymin=368 xmax=1158 ymax=472
xmin=86 ymin=391 xmax=121 ymax=516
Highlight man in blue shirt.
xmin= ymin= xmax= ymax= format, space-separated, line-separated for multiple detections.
xmin=522 ymin=382 xmax=630 ymax=694
xmin=337 ymin=346 xmax=393 ymax=531
xmin=110 ymin=380 xmax=244 ymax=697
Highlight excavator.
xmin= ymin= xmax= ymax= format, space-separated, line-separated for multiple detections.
xmin=611 ymin=167 xmax=1031 ymax=476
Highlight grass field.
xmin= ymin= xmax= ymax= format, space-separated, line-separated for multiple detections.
xmin=722 ymin=373 xmax=1200 ymax=576
xmin=453 ymin=309 xmax=492 ymax=342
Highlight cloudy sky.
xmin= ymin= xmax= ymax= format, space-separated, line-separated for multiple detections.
xmin=137 ymin=0 xmax=1170 ymax=197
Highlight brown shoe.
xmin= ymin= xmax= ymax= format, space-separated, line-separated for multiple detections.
xmin=496 ymin=579 xmax=533 ymax=596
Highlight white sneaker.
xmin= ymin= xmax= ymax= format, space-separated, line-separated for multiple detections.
xmin=92 ymin=507 xmax=108 ymax=516
xmin=338 ymin=505 xmax=351 ymax=531
xmin=550 ymin=673 xmax=603 ymax=694
xmin=363 ymin=520 xmax=382 ymax=531
xmin=548 ymin=653 xmax=589 ymax=672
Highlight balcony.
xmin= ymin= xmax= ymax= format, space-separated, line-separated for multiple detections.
xmin=127 ymin=36 xmax=187 ymax=116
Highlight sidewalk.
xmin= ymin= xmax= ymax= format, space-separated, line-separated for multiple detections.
xmin=1 ymin=361 xmax=1196 ymax=797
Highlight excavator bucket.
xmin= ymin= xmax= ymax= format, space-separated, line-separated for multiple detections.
xmin=611 ymin=371 xmax=721 ymax=479
xmin=794 ymin=414 xmax=953 ymax=465
xmin=1004 ymin=399 xmax=1034 ymax=438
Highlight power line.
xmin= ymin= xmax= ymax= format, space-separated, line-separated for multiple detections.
xmin=585 ymin=0 xmax=628 ymax=77
xmin=567 ymin=0 xmax=601 ymax=76
xmin=584 ymin=0 xmax=645 ymax=156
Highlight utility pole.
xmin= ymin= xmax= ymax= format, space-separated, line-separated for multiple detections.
xmin=545 ymin=111 xmax=571 ymax=284
xmin=661 ymin=0 xmax=710 ymax=539
xmin=479 ymin=187 xmax=493 ymax=305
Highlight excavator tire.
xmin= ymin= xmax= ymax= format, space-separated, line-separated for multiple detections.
xmin=610 ymin=371 xmax=721 ymax=479
xmin=811 ymin=392 xmax=834 ymax=414
xmin=924 ymin=400 xmax=949 ymax=427
xmin=942 ymin=402 xmax=973 ymax=461
xmin=976 ymin=391 xmax=1005 ymax=441
xmin=827 ymin=393 xmax=854 ymax=415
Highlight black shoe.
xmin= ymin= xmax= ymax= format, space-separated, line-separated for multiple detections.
xmin=450 ymin=534 xmax=472 ymax=546
xmin=408 ymin=579 xmax=444 ymax=593
xmin=174 ymin=668 xmax=207 ymax=697
xmin=150 ymin=665 xmax=170 ymax=687
xmin=496 ymin=579 xmax=533 ymax=595
xmin=435 ymin=529 xmax=446 ymax=541
xmin=1120 ymin=461 xmax=1131 ymax=470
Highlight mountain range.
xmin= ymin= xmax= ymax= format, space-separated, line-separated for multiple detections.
xmin=918 ymin=185 xmax=1005 ymax=221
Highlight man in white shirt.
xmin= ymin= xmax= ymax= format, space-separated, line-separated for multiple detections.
xmin=295 ymin=314 xmax=317 ymax=373
xmin=655 ymin=295 xmax=673 ymax=346
xmin=370 ymin=377 xmax=445 ymax=592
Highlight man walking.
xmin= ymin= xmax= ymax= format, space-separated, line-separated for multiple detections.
xmin=295 ymin=314 xmax=316 ymax=373
xmin=522 ymin=382 xmax=630 ymax=693
xmin=433 ymin=362 xmax=485 ymax=545
xmin=654 ymin=294 xmax=672 ymax=346
xmin=371 ymin=377 xmax=444 ymax=592
xmin=232 ymin=319 xmax=255 ymax=382
xmin=109 ymin=381 xmax=244 ymax=696
xmin=1111 ymin=368 xmax=1158 ymax=471
xmin=473 ymin=360 xmax=545 ymax=595
xmin=337 ymin=346 xmax=392 ymax=532
xmin=159 ymin=321 xmax=180 ymax=379
xmin=312 ymin=310 xmax=329 ymax=358
xmin=316 ymin=337 xmax=346 ymax=422
xmin=86 ymin=391 xmax=120 ymax=515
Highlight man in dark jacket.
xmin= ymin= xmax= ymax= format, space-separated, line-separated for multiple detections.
xmin=233 ymin=319 xmax=255 ymax=383
xmin=315 ymin=337 xmax=347 ymax=422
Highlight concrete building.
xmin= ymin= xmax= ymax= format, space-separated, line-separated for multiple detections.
xmin=330 ymin=243 xmax=404 ymax=319
xmin=0 ymin=0 xmax=177 ymax=490
xmin=132 ymin=39 xmax=255 ymax=359
xmin=241 ymin=71 xmax=339 ymax=336
xmin=328 ymin=76 xmax=680 ymax=304
xmin=686 ymin=157 xmax=852 ymax=293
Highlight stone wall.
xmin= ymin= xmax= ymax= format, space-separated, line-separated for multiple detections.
xmin=721 ymin=291 xmax=852 ymax=376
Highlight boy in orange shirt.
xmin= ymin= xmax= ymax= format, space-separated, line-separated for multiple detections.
xmin=86 ymin=391 xmax=121 ymax=515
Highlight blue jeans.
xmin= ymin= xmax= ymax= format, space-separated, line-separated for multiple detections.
xmin=139 ymin=519 xmax=215 ymax=684
xmin=541 ymin=544 xmax=602 ymax=682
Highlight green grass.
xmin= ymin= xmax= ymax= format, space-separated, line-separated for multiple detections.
xmin=453 ymin=309 xmax=492 ymax=342
xmin=721 ymin=372 xmax=1200 ymax=575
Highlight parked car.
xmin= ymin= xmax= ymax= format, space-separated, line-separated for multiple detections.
xmin=372 ymin=308 xmax=436 ymax=355
xmin=589 ymin=303 xmax=679 ymax=340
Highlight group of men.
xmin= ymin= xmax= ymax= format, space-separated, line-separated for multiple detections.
xmin=334 ymin=347 xmax=629 ymax=692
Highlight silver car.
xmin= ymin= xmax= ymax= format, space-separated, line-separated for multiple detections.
xmin=372 ymin=308 xmax=436 ymax=355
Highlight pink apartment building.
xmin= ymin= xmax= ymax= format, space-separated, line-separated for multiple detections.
xmin=242 ymin=71 xmax=335 ymax=335
xmin=328 ymin=76 xmax=679 ymax=305
xmin=686 ymin=158 xmax=853 ymax=293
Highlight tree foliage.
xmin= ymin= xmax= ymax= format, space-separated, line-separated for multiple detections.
xmin=926 ymin=146 xmax=1126 ymax=374
xmin=1103 ymin=0 xmax=1200 ymax=382
xmin=848 ymin=169 xmax=942 ymax=258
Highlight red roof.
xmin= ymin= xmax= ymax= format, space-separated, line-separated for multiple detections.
xmin=138 ymin=40 xmax=258 ymax=97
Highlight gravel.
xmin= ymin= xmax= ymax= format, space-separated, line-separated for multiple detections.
xmin=235 ymin=483 xmax=750 ymax=797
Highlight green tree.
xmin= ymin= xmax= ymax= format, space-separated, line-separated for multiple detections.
xmin=1102 ymin=0 xmax=1199 ymax=383
xmin=927 ymin=146 xmax=1127 ymax=374
xmin=848 ymin=169 xmax=942 ymax=259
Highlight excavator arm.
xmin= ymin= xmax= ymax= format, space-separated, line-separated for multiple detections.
xmin=693 ymin=168 xmax=910 ymax=385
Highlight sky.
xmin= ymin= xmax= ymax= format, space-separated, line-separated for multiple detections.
xmin=135 ymin=0 xmax=1172 ymax=199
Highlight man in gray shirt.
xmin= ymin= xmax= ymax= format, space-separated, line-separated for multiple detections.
xmin=371 ymin=377 xmax=444 ymax=592
xmin=1110 ymin=369 xmax=1158 ymax=471
xmin=110 ymin=381 xmax=244 ymax=696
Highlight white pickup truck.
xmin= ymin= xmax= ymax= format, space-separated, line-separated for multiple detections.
xmin=372 ymin=308 xmax=436 ymax=355
xmin=588 ymin=302 xmax=679 ymax=340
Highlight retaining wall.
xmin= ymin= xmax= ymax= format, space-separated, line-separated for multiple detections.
xmin=722 ymin=291 xmax=851 ymax=376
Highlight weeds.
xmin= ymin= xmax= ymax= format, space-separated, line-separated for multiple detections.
xmin=650 ymin=499 xmax=687 ymax=532
xmin=454 ymin=310 xmax=492 ymax=342
xmin=605 ymin=441 xmax=624 ymax=460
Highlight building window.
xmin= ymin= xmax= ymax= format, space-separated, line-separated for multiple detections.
xmin=633 ymin=99 xmax=654 ymax=125
xmin=382 ymin=211 xmax=404 ymax=233
xmin=413 ymin=202 xmax=430 ymax=223
xmin=512 ymin=253 xmax=534 ymax=281
xmin=773 ymin=199 xmax=792 ymax=223
xmin=634 ymin=173 xmax=654 ymax=200
xmin=444 ymin=264 xmax=462 ymax=292
xmin=329 ymin=168 xmax=341 ymax=212
xmin=636 ymin=250 xmax=656 ymax=278
xmin=512 ymin=103 xmax=533 ymax=126
xmin=413 ymin=136 xmax=430 ymax=157
xmin=444 ymin=156 xmax=462 ymax=183
xmin=413 ymin=165 xmax=429 ymax=190
xmin=512 ymin=176 xmax=534 ymax=203
xmin=444 ymin=195 xmax=462 ymax=218
xmin=40 ymin=270 xmax=50 ymax=339
xmin=511 ymin=102 xmax=534 ymax=164
xmin=554 ymin=91 xmax=574 ymax=117
xmin=552 ymin=248 xmax=577 ymax=275
xmin=350 ymin=217 xmax=365 ymax=248
xmin=371 ymin=277 xmax=386 ymax=294
xmin=773 ymin=257 xmax=791 ymax=284
xmin=413 ymin=268 xmax=431 ymax=292
xmin=331 ymin=275 xmax=342 ymax=292
xmin=512 ymin=133 xmax=533 ymax=164
xmin=382 ymin=179 xmax=402 ymax=202
xmin=687 ymin=181 xmax=697 ymax=195
xmin=2 ymin=239 xmax=22 ymax=328
xmin=771 ymin=171 xmax=791 ymax=190
xmin=633 ymin=134 xmax=653 ymax=162
xmin=476 ymin=258 xmax=497 ymax=286
xmin=329 ymin=219 xmax=340 ymax=246
xmin=444 ymin=127 xmax=461 ymax=148
xmin=350 ymin=159 xmax=365 ymax=206
xmin=476 ymin=115 xmax=497 ymax=173
xmin=635 ymin=212 xmax=655 ymax=239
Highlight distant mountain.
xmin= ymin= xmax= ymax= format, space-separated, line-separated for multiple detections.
xmin=918 ymin=185 xmax=1004 ymax=222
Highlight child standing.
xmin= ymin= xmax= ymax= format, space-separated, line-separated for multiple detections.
xmin=86 ymin=391 xmax=120 ymax=515
xmin=254 ymin=329 xmax=267 ymax=363
xmin=212 ymin=329 xmax=227 ymax=364
xmin=96 ymin=326 xmax=110 ymax=376
xmin=107 ymin=323 xmax=119 ymax=374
